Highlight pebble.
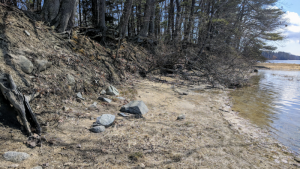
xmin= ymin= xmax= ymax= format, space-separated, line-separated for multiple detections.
xmin=31 ymin=166 xmax=42 ymax=169
xmin=98 ymin=97 xmax=112 ymax=103
xmin=76 ymin=92 xmax=85 ymax=100
xmin=24 ymin=30 xmax=30 ymax=36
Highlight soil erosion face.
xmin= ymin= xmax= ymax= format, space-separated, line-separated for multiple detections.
xmin=0 ymin=78 xmax=298 ymax=168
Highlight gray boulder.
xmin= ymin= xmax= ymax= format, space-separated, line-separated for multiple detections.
xmin=96 ymin=114 xmax=115 ymax=126
xmin=98 ymin=97 xmax=112 ymax=103
xmin=35 ymin=59 xmax=52 ymax=72
xmin=106 ymin=85 xmax=119 ymax=96
xmin=3 ymin=151 xmax=30 ymax=162
xmin=295 ymin=156 xmax=300 ymax=163
xmin=17 ymin=55 xmax=34 ymax=74
xmin=66 ymin=74 xmax=75 ymax=84
xmin=120 ymin=101 xmax=149 ymax=115
xmin=90 ymin=126 xmax=105 ymax=133
xmin=88 ymin=102 xmax=98 ymax=110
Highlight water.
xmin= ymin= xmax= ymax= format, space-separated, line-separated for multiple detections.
xmin=230 ymin=68 xmax=300 ymax=154
xmin=267 ymin=60 xmax=300 ymax=64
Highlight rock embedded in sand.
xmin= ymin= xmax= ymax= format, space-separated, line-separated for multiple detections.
xmin=96 ymin=114 xmax=115 ymax=126
xmin=120 ymin=101 xmax=149 ymax=115
xmin=98 ymin=97 xmax=112 ymax=103
xmin=106 ymin=85 xmax=119 ymax=96
xmin=100 ymin=90 xmax=106 ymax=95
xmin=3 ymin=151 xmax=30 ymax=162
xmin=90 ymin=126 xmax=105 ymax=133
xmin=295 ymin=156 xmax=300 ymax=163
xmin=177 ymin=114 xmax=185 ymax=120
xmin=31 ymin=166 xmax=43 ymax=169
xmin=17 ymin=55 xmax=34 ymax=74
xmin=76 ymin=92 xmax=85 ymax=100
xmin=66 ymin=74 xmax=75 ymax=84
xmin=24 ymin=30 xmax=30 ymax=36
xmin=35 ymin=59 xmax=52 ymax=72
xmin=88 ymin=102 xmax=98 ymax=110
xmin=117 ymin=97 xmax=125 ymax=100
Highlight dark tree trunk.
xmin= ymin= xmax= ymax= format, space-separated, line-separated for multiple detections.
xmin=41 ymin=0 xmax=61 ymax=23
xmin=137 ymin=2 xmax=142 ymax=33
xmin=92 ymin=0 xmax=98 ymax=26
xmin=79 ymin=0 xmax=82 ymax=26
xmin=149 ymin=0 xmax=155 ymax=37
xmin=50 ymin=0 xmax=77 ymax=33
xmin=138 ymin=0 xmax=153 ymax=38
xmin=184 ymin=0 xmax=195 ymax=42
xmin=154 ymin=2 xmax=160 ymax=38
xmin=98 ymin=0 xmax=107 ymax=43
xmin=168 ymin=0 xmax=174 ymax=40
xmin=119 ymin=0 xmax=133 ymax=38
xmin=174 ymin=0 xmax=181 ymax=40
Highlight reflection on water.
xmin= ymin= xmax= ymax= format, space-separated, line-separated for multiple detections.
xmin=230 ymin=69 xmax=300 ymax=154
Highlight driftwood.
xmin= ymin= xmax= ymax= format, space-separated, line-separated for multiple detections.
xmin=0 ymin=74 xmax=41 ymax=135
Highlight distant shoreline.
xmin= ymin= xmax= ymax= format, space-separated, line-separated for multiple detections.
xmin=255 ymin=62 xmax=300 ymax=70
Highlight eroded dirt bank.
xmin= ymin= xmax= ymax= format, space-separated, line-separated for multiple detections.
xmin=0 ymin=77 xmax=299 ymax=169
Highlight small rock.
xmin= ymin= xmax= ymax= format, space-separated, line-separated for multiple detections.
xmin=100 ymin=90 xmax=106 ymax=95
xmin=118 ymin=113 xmax=128 ymax=117
xmin=24 ymin=30 xmax=30 ymax=36
xmin=120 ymin=101 xmax=149 ymax=115
xmin=31 ymin=166 xmax=42 ymax=169
xmin=96 ymin=114 xmax=115 ymax=126
xmin=295 ymin=156 xmax=300 ymax=163
xmin=98 ymin=97 xmax=112 ymax=103
xmin=66 ymin=74 xmax=75 ymax=85
xmin=117 ymin=97 xmax=125 ymax=100
xmin=90 ymin=126 xmax=105 ymax=133
xmin=76 ymin=92 xmax=85 ymax=100
xmin=139 ymin=163 xmax=145 ymax=168
xmin=106 ymin=85 xmax=119 ymax=96
xmin=64 ymin=162 xmax=72 ymax=166
xmin=254 ymin=69 xmax=258 ymax=72
xmin=76 ymin=144 xmax=81 ymax=148
xmin=3 ymin=151 xmax=30 ymax=162
xmin=88 ymin=102 xmax=98 ymax=110
xmin=281 ymin=159 xmax=288 ymax=163
xmin=8 ymin=164 xmax=19 ymax=168
xmin=177 ymin=114 xmax=185 ymax=120
xmin=35 ymin=59 xmax=52 ymax=72
xmin=62 ymin=106 xmax=70 ymax=111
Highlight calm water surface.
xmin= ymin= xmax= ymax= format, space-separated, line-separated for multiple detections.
xmin=267 ymin=60 xmax=300 ymax=64
xmin=230 ymin=66 xmax=300 ymax=154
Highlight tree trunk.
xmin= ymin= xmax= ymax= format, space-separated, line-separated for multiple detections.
xmin=50 ymin=0 xmax=77 ymax=33
xmin=154 ymin=2 xmax=160 ymax=38
xmin=119 ymin=0 xmax=133 ymax=38
xmin=41 ymin=0 xmax=61 ymax=23
xmin=174 ymin=0 xmax=181 ymax=40
xmin=184 ymin=0 xmax=195 ymax=42
xmin=149 ymin=0 xmax=155 ymax=37
xmin=98 ymin=0 xmax=107 ymax=43
xmin=168 ymin=0 xmax=174 ymax=40
xmin=138 ymin=0 xmax=153 ymax=38
xmin=92 ymin=0 xmax=99 ymax=26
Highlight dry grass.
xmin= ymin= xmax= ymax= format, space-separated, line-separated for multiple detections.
xmin=256 ymin=63 xmax=300 ymax=70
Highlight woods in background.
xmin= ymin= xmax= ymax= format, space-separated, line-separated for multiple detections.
xmin=0 ymin=0 xmax=287 ymax=86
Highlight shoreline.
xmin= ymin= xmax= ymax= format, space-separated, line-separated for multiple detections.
xmin=0 ymin=77 xmax=299 ymax=168
xmin=255 ymin=62 xmax=300 ymax=70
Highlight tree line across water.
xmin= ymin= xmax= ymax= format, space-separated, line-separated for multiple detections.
xmin=0 ymin=0 xmax=288 ymax=87
xmin=262 ymin=51 xmax=300 ymax=60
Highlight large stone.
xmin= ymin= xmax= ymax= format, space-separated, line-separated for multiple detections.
xmin=90 ymin=126 xmax=105 ymax=133
xmin=35 ymin=59 xmax=52 ymax=72
xmin=120 ymin=101 xmax=149 ymax=115
xmin=66 ymin=74 xmax=75 ymax=85
xmin=96 ymin=114 xmax=115 ymax=126
xmin=106 ymin=86 xmax=119 ymax=96
xmin=295 ymin=156 xmax=300 ymax=163
xmin=3 ymin=151 xmax=30 ymax=162
xmin=17 ymin=55 xmax=34 ymax=74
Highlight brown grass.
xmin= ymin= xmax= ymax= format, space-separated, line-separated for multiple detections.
xmin=256 ymin=63 xmax=300 ymax=70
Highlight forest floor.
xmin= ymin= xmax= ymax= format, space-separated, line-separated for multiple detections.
xmin=255 ymin=63 xmax=300 ymax=70
xmin=0 ymin=4 xmax=300 ymax=169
